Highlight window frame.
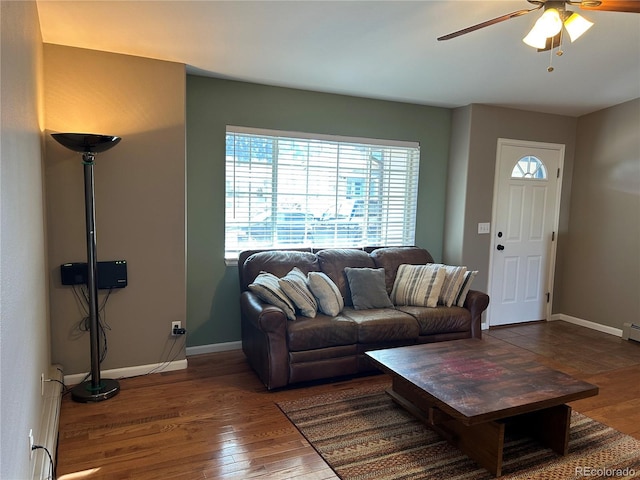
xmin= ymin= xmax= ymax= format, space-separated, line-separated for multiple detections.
xmin=225 ymin=126 xmax=420 ymax=264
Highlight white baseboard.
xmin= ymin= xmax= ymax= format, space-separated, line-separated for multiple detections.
xmin=62 ymin=341 xmax=245 ymax=385
xmin=549 ymin=313 xmax=623 ymax=337
xmin=186 ymin=340 xmax=242 ymax=356
xmin=33 ymin=364 xmax=63 ymax=480
xmin=63 ymin=358 xmax=188 ymax=386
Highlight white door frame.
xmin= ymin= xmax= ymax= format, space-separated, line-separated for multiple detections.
xmin=487 ymin=138 xmax=565 ymax=327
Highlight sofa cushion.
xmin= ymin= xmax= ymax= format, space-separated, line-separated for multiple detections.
xmin=341 ymin=307 xmax=420 ymax=343
xmin=432 ymin=264 xmax=468 ymax=307
xmin=391 ymin=264 xmax=445 ymax=307
xmin=308 ymin=271 xmax=344 ymax=316
xmin=248 ymin=272 xmax=296 ymax=320
xmin=317 ymin=249 xmax=376 ymax=306
xmin=371 ymin=246 xmax=435 ymax=293
xmin=397 ymin=305 xmax=472 ymax=336
xmin=279 ymin=267 xmax=318 ymax=318
xmin=456 ymin=270 xmax=478 ymax=306
xmin=287 ymin=314 xmax=357 ymax=351
xmin=344 ymin=267 xmax=394 ymax=310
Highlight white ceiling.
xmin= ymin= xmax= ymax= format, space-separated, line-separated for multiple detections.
xmin=36 ymin=0 xmax=640 ymax=117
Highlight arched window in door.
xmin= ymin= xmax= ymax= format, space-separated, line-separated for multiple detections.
xmin=511 ymin=155 xmax=547 ymax=179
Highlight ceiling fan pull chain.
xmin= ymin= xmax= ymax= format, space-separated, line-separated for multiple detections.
xmin=557 ymin=26 xmax=565 ymax=57
xmin=547 ymin=26 xmax=566 ymax=73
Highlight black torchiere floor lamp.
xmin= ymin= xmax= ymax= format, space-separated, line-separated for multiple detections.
xmin=52 ymin=133 xmax=121 ymax=403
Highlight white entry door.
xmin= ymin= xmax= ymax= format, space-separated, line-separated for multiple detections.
xmin=488 ymin=139 xmax=564 ymax=327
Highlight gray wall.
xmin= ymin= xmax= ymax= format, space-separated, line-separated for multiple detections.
xmin=445 ymin=101 xmax=640 ymax=331
xmin=43 ymin=45 xmax=187 ymax=374
xmin=557 ymin=99 xmax=640 ymax=328
xmin=443 ymin=106 xmax=472 ymax=266
xmin=0 ymin=2 xmax=50 ymax=478
xmin=445 ymin=104 xmax=578 ymax=305
xmin=186 ymin=76 xmax=451 ymax=347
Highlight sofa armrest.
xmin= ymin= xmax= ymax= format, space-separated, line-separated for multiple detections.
xmin=240 ymin=291 xmax=290 ymax=389
xmin=241 ymin=291 xmax=288 ymax=333
xmin=463 ymin=289 xmax=490 ymax=339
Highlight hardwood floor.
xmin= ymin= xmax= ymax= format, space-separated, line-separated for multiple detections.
xmin=56 ymin=321 xmax=640 ymax=480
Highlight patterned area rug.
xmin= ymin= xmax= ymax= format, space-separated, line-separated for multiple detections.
xmin=277 ymin=384 xmax=640 ymax=480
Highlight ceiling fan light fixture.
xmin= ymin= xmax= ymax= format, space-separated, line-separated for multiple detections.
xmin=564 ymin=12 xmax=594 ymax=42
xmin=523 ymin=7 xmax=563 ymax=48
xmin=536 ymin=8 xmax=563 ymax=37
xmin=523 ymin=28 xmax=548 ymax=49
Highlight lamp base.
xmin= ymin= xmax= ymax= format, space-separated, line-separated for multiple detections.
xmin=71 ymin=378 xmax=120 ymax=403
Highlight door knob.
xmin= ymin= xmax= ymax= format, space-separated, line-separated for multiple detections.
xmin=497 ymin=244 xmax=505 ymax=251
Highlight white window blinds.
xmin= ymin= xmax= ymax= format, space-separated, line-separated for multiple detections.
xmin=225 ymin=126 xmax=420 ymax=260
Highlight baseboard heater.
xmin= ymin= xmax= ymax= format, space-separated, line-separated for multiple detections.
xmin=622 ymin=323 xmax=640 ymax=343
xmin=32 ymin=365 xmax=63 ymax=480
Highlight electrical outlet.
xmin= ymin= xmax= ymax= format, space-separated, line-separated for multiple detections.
xmin=29 ymin=429 xmax=34 ymax=459
xmin=171 ymin=321 xmax=182 ymax=336
xmin=41 ymin=373 xmax=45 ymax=396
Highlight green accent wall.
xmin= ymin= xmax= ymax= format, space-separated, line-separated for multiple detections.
xmin=186 ymin=76 xmax=451 ymax=347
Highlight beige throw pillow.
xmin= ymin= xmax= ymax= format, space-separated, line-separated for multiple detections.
xmin=308 ymin=272 xmax=344 ymax=316
xmin=455 ymin=270 xmax=478 ymax=307
xmin=391 ymin=264 xmax=445 ymax=308
xmin=279 ymin=267 xmax=318 ymax=318
xmin=248 ymin=272 xmax=296 ymax=320
xmin=432 ymin=264 xmax=468 ymax=307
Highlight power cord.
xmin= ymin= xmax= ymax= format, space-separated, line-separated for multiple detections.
xmin=69 ymin=284 xmax=187 ymax=381
xmin=44 ymin=378 xmax=69 ymax=396
xmin=143 ymin=333 xmax=187 ymax=376
xmin=32 ymin=444 xmax=55 ymax=480
xmin=121 ymin=328 xmax=188 ymax=380
xmin=67 ymin=285 xmax=113 ymax=390
xmin=55 ymin=367 xmax=74 ymax=398
xmin=71 ymin=285 xmax=112 ymax=364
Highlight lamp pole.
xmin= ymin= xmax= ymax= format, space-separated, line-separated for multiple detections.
xmin=52 ymin=133 xmax=121 ymax=402
xmin=82 ymin=152 xmax=103 ymax=394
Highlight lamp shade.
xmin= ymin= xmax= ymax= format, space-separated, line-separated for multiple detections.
xmin=523 ymin=29 xmax=548 ymax=49
xmin=564 ymin=12 xmax=594 ymax=42
xmin=52 ymin=133 xmax=121 ymax=153
xmin=523 ymin=7 xmax=564 ymax=48
xmin=536 ymin=8 xmax=563 ymax=37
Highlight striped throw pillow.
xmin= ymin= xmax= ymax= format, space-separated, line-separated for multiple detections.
xmin=279 ymin=267 xmax=318 ymax=318
xmin=391 ymin=264 xmax=445 ymax=308
xmin=432 ymin=264 xmax=468 ymax=307
xmin=455 ymin=270 xmax=478 ymax=307
xmin=248 ymin=272 xmax=296 ymax=320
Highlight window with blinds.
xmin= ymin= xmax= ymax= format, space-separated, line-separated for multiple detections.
xmin=225 ymin=126 xmax=420 ymax=261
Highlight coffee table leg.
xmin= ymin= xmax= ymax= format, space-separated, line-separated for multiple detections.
xmin=510 ymin=404 xmax=572 ymax=455
xmin=433 ymin=410 xmax=505 ymax=477
xmin=388 ymin=378 xmax=506 ymax=477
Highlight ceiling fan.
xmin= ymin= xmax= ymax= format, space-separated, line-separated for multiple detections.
xmin=438 ymin=1 xmax=640 ymax=43
xmin=437 ymin=0 xmax=638 ymax=71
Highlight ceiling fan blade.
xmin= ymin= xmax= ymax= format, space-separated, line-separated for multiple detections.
xmin=579 ymin=1 xmax=640 ymax=13
xmin=437 ymin=5 xmax=543 ymax=41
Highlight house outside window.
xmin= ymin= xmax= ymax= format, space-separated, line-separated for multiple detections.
xmin=225 ymin=126 xmax=420 ymax=262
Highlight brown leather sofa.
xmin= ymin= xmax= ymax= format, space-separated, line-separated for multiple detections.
xmin=239 ymin=246 xmax=490 ymax=389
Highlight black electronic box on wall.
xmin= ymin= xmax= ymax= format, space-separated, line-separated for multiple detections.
xmin=60 ymin=260 xmax=128 ymax=289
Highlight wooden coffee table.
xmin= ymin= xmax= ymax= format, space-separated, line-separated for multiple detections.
xmin=366 ymin=339 xmax=599 ymax=477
